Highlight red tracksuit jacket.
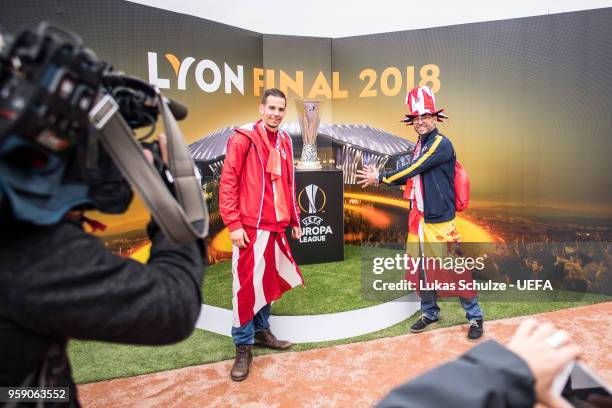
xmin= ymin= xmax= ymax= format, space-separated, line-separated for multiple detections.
xmin=219 ymin=121 xmax=300 ymax=232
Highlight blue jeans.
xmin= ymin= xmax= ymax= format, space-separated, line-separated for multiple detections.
xmin=232 ymin=304 xmax=271 ymax=345
xmin=420 ymin=289 xmax=483 ymax=321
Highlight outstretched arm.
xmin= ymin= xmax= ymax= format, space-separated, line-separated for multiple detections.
xmin=380 ymin=135 xmax=453 ymax=186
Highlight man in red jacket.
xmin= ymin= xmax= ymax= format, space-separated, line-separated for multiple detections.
xmin=219 ymin=88 xmax=303 ymax=381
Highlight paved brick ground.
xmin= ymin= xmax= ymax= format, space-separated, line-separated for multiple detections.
xmin=79 ymin=302 xmax=612 ymax=407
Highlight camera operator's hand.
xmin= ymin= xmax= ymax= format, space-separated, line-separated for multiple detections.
xmin=142 ymin=133 xmax=169 ymax=166
xmin=230 ymin=228 xmax=250 ymax=248
xmin=507 ymin=318 xmax=581 ymax=408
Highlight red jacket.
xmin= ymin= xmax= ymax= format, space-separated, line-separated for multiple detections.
xmin=219 ymin=121 xmax=300 ymax=232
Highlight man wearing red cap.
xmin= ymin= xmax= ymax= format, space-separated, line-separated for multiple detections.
xmin=219 ymin=88 xmax=303 ymax=381
xmin=357 ymin=86 xmax=484 ymax=341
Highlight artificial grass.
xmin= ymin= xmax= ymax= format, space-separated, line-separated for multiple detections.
xmin=202 ymin=245 xmax=391 ymax=314
xmin=69 ymin=295 xmax=610 ymax=384
xmin=68 ymin=245 xmax=611 ymax=383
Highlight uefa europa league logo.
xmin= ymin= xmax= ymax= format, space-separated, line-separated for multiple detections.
xmin=298 ymin=184 xmax=327 ymax=214
xmin=295 ymin=99 xmax=322 ymax=169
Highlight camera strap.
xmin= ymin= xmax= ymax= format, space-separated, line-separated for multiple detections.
xmin=89 ymin=92 xmax=208 ymax=243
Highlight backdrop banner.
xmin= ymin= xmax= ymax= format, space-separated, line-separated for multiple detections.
xmin=2 ymin=1 xmax=610 ymax=295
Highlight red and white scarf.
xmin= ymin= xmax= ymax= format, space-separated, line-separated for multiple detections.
xmin=257 ymin=120 xmax=290 ymax=223
xmin=232 ymin=227 xmax=304 ymax=327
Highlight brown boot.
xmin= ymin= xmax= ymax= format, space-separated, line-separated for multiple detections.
xmin=254 ymin=329 xmax=292 ymax=350
xmin=230 ymin=345 xmax=252 ymax=381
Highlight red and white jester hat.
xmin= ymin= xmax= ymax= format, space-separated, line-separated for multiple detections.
xmin=402 ymin=86 xmax=448 ymax=124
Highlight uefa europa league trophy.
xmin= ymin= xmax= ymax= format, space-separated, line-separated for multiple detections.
xmin=295 ymin=99 xmax=322 ymax=169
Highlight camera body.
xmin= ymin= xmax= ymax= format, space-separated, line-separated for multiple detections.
xmin=0 ymin=23 xmax=106 ymax=154
xmin=0 ymin=23 xmax=175 ymax=153
xmin=0 ymin=23 xmax=187 ymax=224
